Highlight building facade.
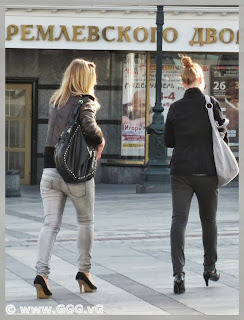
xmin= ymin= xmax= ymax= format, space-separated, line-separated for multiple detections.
xmin=5 ymin=6 xmax=239 ymax=184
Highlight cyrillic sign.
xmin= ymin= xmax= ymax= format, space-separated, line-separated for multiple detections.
xmin=5 ymin=16 xmax=239 ymax=52
xmin=189 ymin=28 xmax=239 ymax=46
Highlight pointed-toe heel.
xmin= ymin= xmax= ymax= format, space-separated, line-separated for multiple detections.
xmin=203 ymin=269 xmax=220 ymax=287
xmin=76 ymin=272 xmax=97 ymax=293
xmin=34 ymin=275 xmax=52 ymax=299
xmin=173 ymin=273 xmax=185 ymax=294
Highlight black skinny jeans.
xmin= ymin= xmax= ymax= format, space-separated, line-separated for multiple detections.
xmin=170 ymin=175 xmax=218 ymax=276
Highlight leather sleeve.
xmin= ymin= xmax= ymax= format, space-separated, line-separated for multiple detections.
xmin=79 ymin=98 xmax=103 ymax=145
xmin=164 ymin=104 xmax=175 ymax=148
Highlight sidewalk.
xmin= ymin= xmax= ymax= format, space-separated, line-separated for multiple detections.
xmin=5 ymin=183 xmax=239 ymax=315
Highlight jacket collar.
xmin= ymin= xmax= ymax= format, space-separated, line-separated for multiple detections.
xmin=184 ymin=87 xmax=203 ymax=97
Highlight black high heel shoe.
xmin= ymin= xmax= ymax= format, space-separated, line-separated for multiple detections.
xmin=34 ymin=275 xmax=52 ymax=299
xmin=203 ymin=269 xmax=220 ymax=286
xmin=173 ymin=273 xmax=185 ymax=294
xmin=76 ymin=272 xmax=97 ymax=293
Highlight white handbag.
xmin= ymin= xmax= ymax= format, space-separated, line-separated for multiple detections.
xmin=205 ymin=95 xmax=239 ymax=187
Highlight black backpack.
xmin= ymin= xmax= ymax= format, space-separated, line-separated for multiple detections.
xmin=54 ymin=96 xmax=97 ymax=183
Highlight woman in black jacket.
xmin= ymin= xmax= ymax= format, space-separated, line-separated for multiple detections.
xmin=34 ymin=59 xmax=105 ymax=298
xmin=165 ymin=55 xmax=228 ymax=294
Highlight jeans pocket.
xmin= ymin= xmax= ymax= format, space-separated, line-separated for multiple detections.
xmin=40 ymin=176 xmax=53 ymax=190
xmin=40 ymin=176 xmax=53 ymax=189
xmin=67 ymin=183 xmax=86 ymax=198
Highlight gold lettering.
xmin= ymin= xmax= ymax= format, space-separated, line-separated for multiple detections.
xmin=189 ymin=28 xmax=204 ymax=46
xmin=88 ymin=26 xmax=100 ymax=41
xmin=134 ymin=27 xmax=149 ymax=42
xmin=236 ymin=30 xmax=239 ymax=44
xmin=6 ymin=24 xmax=19 ymax=40
xmin=37 ymin=25 xmax=54 ymax=41
xmin=219 ymin=28 xmax=234 ymax=44
xmin=55 ymin=25 xmax=71 ymax=41
xmin=72 ymin=26 xmax=86 ymax=41
xmin=118 ymin=26 xmax=131 ymax=42
xmin=150 ymin=27 xmax=157 ymax=43
xmin=163 ymin=27 xmax=178 ymax=43
xmin=205 ymin=28 xmax=217 ymax=44
xmin=102 ymin=26 xmax=115 ymax=42
xmin=21 ymin=25 xmax=34 ymax=41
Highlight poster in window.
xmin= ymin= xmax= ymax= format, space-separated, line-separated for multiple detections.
xmin=121 ymin=63 xmax=210 ymax=156
xmin=121 ymin=63 xmax=147 ymax=157
xmin=149 ymin=64 xmax=210 ymax=121
xmin=211 ymin=66 xmax=239 ymax=146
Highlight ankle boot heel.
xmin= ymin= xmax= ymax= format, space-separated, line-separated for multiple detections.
xmin=174 ymin=281 xmax=185 ymax=294
xmin=203 ymin=269 xmax=220 ymax=287
xmin=33 ymin=275 xmax=52 ymax=299
xmin=203 ymin=274 xmax=210 ymax=286
xmin=76 ymin=272 xmax=97 ymax=293
xmin=173 ymin=273 xmax=185 ymax=294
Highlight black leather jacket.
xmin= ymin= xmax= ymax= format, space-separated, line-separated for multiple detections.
xmin=44 ymin=94 xmax=103 ymax=168
xmin=164 ymin=88 xmax=228 ymax=175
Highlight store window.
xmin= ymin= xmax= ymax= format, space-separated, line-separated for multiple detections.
xmin=149 ymin=52 xmax=239 ymax=158
xmin=121 ymin=53 xmax=147 ymax=159
xmin=104 ymin=52 xmax=239 ymax=164
xmin=102 ymin=52 xmax=148 ymax=164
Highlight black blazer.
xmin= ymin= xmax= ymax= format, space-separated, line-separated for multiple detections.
xmin=164 ymin=87 xmax=227 ymax=175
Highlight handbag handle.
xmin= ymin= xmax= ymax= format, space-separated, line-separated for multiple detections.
xmin=73 ymin=99 xmax=84 ymax=120
xmin=73 ymin=94 xmax=95 ymax=119
xmin=205 ymin=95 xmax=229 ymax=138
xmin=205 ymin=94 xmax=213 ymax=108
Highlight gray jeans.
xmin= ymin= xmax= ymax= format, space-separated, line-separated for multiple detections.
xmin=170 ymin=175 xmax=218 ymax=276
xmin=35 ymin=168 xmax=95 ymax=278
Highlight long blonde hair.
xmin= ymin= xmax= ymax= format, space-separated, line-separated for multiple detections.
xmin=179 ymin=54 xmax=203 ymax=85
xmin=50 ymin=58 xmax=97 ymax=108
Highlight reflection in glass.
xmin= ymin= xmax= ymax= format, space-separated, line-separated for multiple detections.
xmin=5 ymin=89 xmax=26 ymax=117
xmin=5 ymin=86 xmax=28 ymax=182
xmin=5 ymin=120 xmax=25 ymax=148
xmin=6 ymin=152 xmax=25 ymax=179
xmin=5 ymin=121 xmax=9 ymax=148
xmin=121 ymin=53 xmax=147 ymax=158
xmin=5 ymin=91 xmax=10 ymax=117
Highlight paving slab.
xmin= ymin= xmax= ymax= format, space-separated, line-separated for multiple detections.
xmin=5 ymin=183 xmax=239 ymax=315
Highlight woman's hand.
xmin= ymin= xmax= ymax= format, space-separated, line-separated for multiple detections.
xmin=97 ymin=138 xmax=105 ymax=160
